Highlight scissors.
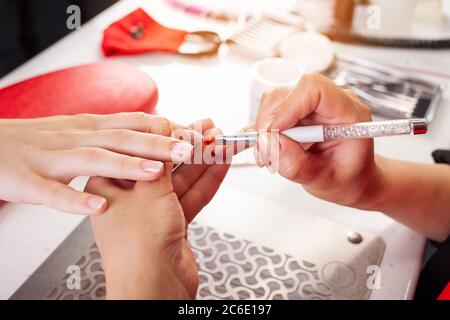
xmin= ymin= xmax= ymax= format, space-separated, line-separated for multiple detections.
xmin=178 ymin=31 xmax=222 ymax=56
xmin=129 ymin=22 xmax=221 ymax=56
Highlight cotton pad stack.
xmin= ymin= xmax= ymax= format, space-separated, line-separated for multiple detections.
xmin=280 ymin=32 xmax=335 ymax=73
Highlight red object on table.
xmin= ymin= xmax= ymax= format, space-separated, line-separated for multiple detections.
xmin=0 ymin=61 xmax=158 ymax=118
xmin=102 ymin=8 xmax=188 ymax=57
xmin=438 ymin=282 xmax=450 ymax=300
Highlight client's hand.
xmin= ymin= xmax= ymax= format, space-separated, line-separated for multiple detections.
xmin=0 ymin=113 xmax=197 ymax=215
xmin=86 ymin=119 xmax=230 ymax=299
xmin=254 ymin=73 xmax=377 ymax=208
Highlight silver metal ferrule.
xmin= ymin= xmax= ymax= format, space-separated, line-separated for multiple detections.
xmin=214 ymin=132 xmax=259 ymax=146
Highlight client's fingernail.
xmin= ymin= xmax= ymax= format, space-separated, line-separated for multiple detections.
xmin=268 ymin=133 xmax=281 ymax=173
xmin=263 ymin=113 xmax=276 ymax=130
xmin=171 ymin=142 xmax=194 ymax=162
xmin=87 ymin=197 xmax=106 ymax=211
xmin=141 ymin=160 xmax=163 ymax=173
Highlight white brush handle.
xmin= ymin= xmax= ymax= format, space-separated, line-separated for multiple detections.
xmin=281 ymin=119 xmax=427 ymax=143
xmin=213 ymin=119 xmax=427 ymax=145
xmin=281 ymin=126 xmax=324 ymax=143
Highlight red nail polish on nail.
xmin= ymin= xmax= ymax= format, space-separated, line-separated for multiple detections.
xmin=203 ymin=136 xmax=215 ymax=146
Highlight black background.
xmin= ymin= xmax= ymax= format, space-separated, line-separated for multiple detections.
xmin=0 ymin=0 xmax=119 ymax=78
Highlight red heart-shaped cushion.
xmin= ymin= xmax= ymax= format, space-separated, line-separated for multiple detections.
xmin=0 ymin=61 xmax=158 ymax=118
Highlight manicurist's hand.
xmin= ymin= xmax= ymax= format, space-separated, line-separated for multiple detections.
xmin=0 ymin=112 xmax=197 ymax=215
xmin=86 ymin=119 xmax=230 ymax=299
xmin=254 ymin=72 xmax=376 ymax=208
xmin=255 ymin=73 xmax=450 ymax=241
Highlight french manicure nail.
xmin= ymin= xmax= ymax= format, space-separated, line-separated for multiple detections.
xmin=171 ymin=142 xmax=194 ymax=162
xmin=87 ymin=197 xmax=106 ymax=211
xmin=268 ymin=133 xmax=281 ymax=173
xmin=141 ymin=161 xmax=163 ymax=173
xmin=253 ymin=145 xmax=264 ymax=168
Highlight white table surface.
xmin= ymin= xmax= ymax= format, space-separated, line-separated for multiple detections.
xmin=1 ymin=0 xmax=450 ymax=300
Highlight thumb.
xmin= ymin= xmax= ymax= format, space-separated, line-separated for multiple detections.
xmin=266 ymin=73 xmax=356 ymax=131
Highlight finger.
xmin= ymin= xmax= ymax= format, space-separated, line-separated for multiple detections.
xmin=206 ymin=126 xmax=246 ymax=164
xmin=254 ymin=144 xmax=264 ymax=168
xmin=242 ymin=124 xmax=256 ymax=132
xmin=135 ymin=162 xmax=174 ymax=194
xmin=180 ymin=163 xmax=230 ymax=223
xmin=81 ymin=113 xmax=174 ymax=135
xmin=204 ymin=127 xmax=222 ymax=138
xmin=173 ymin=157 xmax=231 ymax=202
xmin=344 ymin=89 xmax=373 ymax=121
xmin=199 ymin=127 xmax=231 ymax=165
xmin=170 ymin=121 xmax=189 ymax=132
xmin=256 ymin=130 xmax=279 ymax=167
xmin=19 ymin=113 xmax=171 ymax=134
xmin=173 ymin=163 xmax=209 ymax=198
xmin=85 ymin=177 xmax=121 ymax=198
xmin=172 ymin=128 xmax=222 ymax=198
xmin=255 ymin=86 xmax=292 ymax=131
xmin=112 ymin=179 xmax=136 ymax=190
xmin=45 ymin=148 xmax=166 ymax=181
xmin=204 ymin=127 xmax=222 ymax=156
xmin=343 ymin=88 xmax=359 ymax=101
xmin=57 ymin=129 xmax=194 ymax=163
xmin=85 ymin=113 xmax=204 ymax=146
xmin=30 ymin=176 xmax=108 ymax=215
xmin=160 ymin=161 xmax=174 ymax=178
xmin=172 ymin=123 xmax=226 ymax=197
xmin=275 ymin=133 xmax=324 ymax=185
xmin=172 ymin=127 xmax=204 ymax=147
xmin=89 ymin=113 xmax=205 ymax=143
xmin=257 ymin=72 xmax=359 ymax=132
xmin=180 ymin=124 xmax=223 ymax=166
xmin=189 ymin=118 xmax=216 ymax=135
xmin=243 ymin=121 xmax=269 ymax=167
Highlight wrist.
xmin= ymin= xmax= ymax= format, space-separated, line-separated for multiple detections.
xmin=103 ymin=253 xmax=167 ymax=299
xmin=99 ymin=242 xmax=164 ymax=298
xmin=101 ymin=244 xmax=193 ymax=300
xmin=105 ymin=272 xmax=168 ymax=300
xmin=353 ymin=155 xmax=390 ymax=212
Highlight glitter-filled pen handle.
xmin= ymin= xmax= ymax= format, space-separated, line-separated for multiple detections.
xmin=213 ymin=119 xmax=428 ymax=145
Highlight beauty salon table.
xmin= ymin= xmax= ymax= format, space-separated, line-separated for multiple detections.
xmin=1 ymin=0 xmax=450 ymax=300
